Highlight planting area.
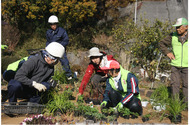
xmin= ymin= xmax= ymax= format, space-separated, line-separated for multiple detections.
xmin=1 ymin=82 xmax=188 ymax=124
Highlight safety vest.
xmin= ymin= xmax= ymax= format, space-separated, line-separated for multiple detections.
xmin=7 ymin=57 xmax=28 ymax=71
xmin=171 ymin=32 xmax=188 ymax=67
xmin=109 ymin=66 xmax=141 ymax=100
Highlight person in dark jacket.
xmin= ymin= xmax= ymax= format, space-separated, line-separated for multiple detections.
xmin=159 ymin=18 xmax=188 ymax=102
xmin=7 ymin=42 xmax=65 ymax=103
xmin=76 ymin=47 xmax=117 ymax=101
xmin=100 ymin=60 xmax=142 ymax=115
xmin=46 ymin=15 xmax=72 ymax=80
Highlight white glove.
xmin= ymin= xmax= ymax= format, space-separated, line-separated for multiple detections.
xmin=32 ymin=81 xmax=47 ymax=92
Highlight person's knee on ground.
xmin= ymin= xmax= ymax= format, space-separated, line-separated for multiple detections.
xmin=125 ymin=97 xmax=143 ymax=116
xmin=8 ymin=79 xmax=23 ymax=102
xmin=106 ymin=89 xmax=122 ymax=107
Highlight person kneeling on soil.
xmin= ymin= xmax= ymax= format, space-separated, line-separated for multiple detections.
xmin=7 ymin=42 xmax=65 ymax=103
xmin=100 ymin=60 xmax=143 ymax=116
xmin=76 ymin=47 xmax=117 ymax=102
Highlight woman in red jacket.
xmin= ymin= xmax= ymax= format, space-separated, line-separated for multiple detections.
xmin=76 ymin=47 xmax=117 ymax=102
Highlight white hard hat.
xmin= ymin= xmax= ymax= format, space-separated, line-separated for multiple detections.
xmin=88 ymin=47 xmax=103 ymax=57
xmin=45 ymin=42 xmax=65 ymax=58
xmin=48 ymin=15 xmax=59 ymax=23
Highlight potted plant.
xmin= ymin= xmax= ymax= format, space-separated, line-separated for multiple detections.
xmin=142 ymin=114 xmax=151 ymax=122
xmin=150 ymin=85 xmax=169 ymax=111
xmin=166 ymin=94 xmax=187 ymax=124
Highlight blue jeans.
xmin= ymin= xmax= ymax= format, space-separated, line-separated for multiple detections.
xmin=8 ymin=79 xmax=50 ymax=103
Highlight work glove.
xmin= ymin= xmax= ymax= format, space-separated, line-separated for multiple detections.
xmin=32 ymin=81 xmax=47 ymax=92
xmin=1 ymin=45 xmax=8 ymax=49
xmin=101 ymin=101 xmax=107 ymax=109
xmin=116 ymin=102 xmax=123 ymax=112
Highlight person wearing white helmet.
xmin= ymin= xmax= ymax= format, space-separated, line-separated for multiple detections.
xmin=76 ymin=47 xmax=118 ymax=104
xmin=7 ymin=42 xmax=65 ymax=103
xmin=46 ymin=15 xmax=73 ymax=80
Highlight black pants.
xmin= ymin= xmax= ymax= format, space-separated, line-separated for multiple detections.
xmin=90 ymin=74 xmax=107 ymax=99
xmin=106 ymin=89 xmax=143 ymax=115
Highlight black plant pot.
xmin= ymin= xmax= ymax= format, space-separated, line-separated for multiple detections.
xmin=131 ymin=114 xmax=138 ymax=119
xmin=123 ymin=115 xmax=130 ymax=119
xmin=142 ymin=117 xmax=149 ymax=122
xmin=171 ymin=114 xmax=182 ymax=124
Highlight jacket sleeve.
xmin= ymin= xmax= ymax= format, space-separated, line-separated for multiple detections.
xmin=46 ymin=30 xmax=51 ymax=47
xmin=121 ymin=73 xmax=140 ymax=105
xmin=103 ymin=79 xmax=111 ymax=102
xmin=14 ymin=58 xmax=36 ymax=87
xmin=60 ymin=29 xmax=69 ymax=47
xmin=159 ymin=34 xmax=172 ymax=56
xmin=79 ymin=64 xmax=95 ymax=94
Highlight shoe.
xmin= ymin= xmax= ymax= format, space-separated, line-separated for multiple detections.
xmin=67 ymin=76 xmax=72 ymax=80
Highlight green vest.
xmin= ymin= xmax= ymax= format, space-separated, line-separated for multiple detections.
xmin=109 ymin=66 xmax=141 ymax=100
xmin=171 ymin=32 xmax=188 ymax=67
xmin=7 ymin=57 xmax=28 ymax=71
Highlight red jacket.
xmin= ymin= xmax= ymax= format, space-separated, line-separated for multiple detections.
xmin=79 ymin=55 xmax=116 ymax=94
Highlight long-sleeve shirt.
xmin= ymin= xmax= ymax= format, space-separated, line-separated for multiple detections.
xmin=14 ymin=52 xmax=54 ymax=87
xmin=159 ymin=32 xmax=188 ymax=56
xmin=79 ymin=54 xmax=116 ymax=94
xmin=103 ymin=72 xmax=140 ymax=105
xmin=46 ymin=27 xmax=69 ymax=47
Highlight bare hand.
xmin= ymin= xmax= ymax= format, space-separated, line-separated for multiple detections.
xmin=75 ymin=93 xmax=81 ymax=102
xmin=167 ymin=53 xmax=175 ymax=60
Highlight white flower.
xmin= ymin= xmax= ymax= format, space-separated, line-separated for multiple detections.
xmin=21 ymin=122 xmax=27 ymax=125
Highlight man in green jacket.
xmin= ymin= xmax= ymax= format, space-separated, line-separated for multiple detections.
xmin=159 ymin=18 xmax=188 ymax=102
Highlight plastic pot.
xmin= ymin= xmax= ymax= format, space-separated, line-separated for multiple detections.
xmin=141 ymin=101 xmax=149 ymax=107
xmin=142 ymin=117 xmax=149 ymax=122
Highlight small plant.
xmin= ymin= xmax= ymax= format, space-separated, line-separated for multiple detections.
xmin=77 ymin=95 xmax=84 ymax=103
xmin=119 ymin=107 xmax=130 ymax=119
xmin=166 ymin=94 xmax=187 ymax=124
xmin=101 ymin=108 xmax=109 ymax=116
xmin=130 ymin=112 xmax=139 ymax=119
xmin=44 ymin=92 xmax=74 ymax=115
xmin=52 ymin=69 xmax=67 ymax=84
xmin=142 ymin=114 xmax=151 ymax=122
xmin=108 ymin=107 xmax=115 ymax=115
xmin=107 ymin=115 xmax=117 ymax=123
xmin=93 ymin=113 xmax=106 ymax=123
xmin=150 ymin=85 xmax=169 ymax=107
xmin=20 ymin=114 xmax=56 ymax=125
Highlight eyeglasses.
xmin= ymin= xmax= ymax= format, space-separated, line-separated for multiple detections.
xmin=46 ymin=54 xmax=58 ymax=62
